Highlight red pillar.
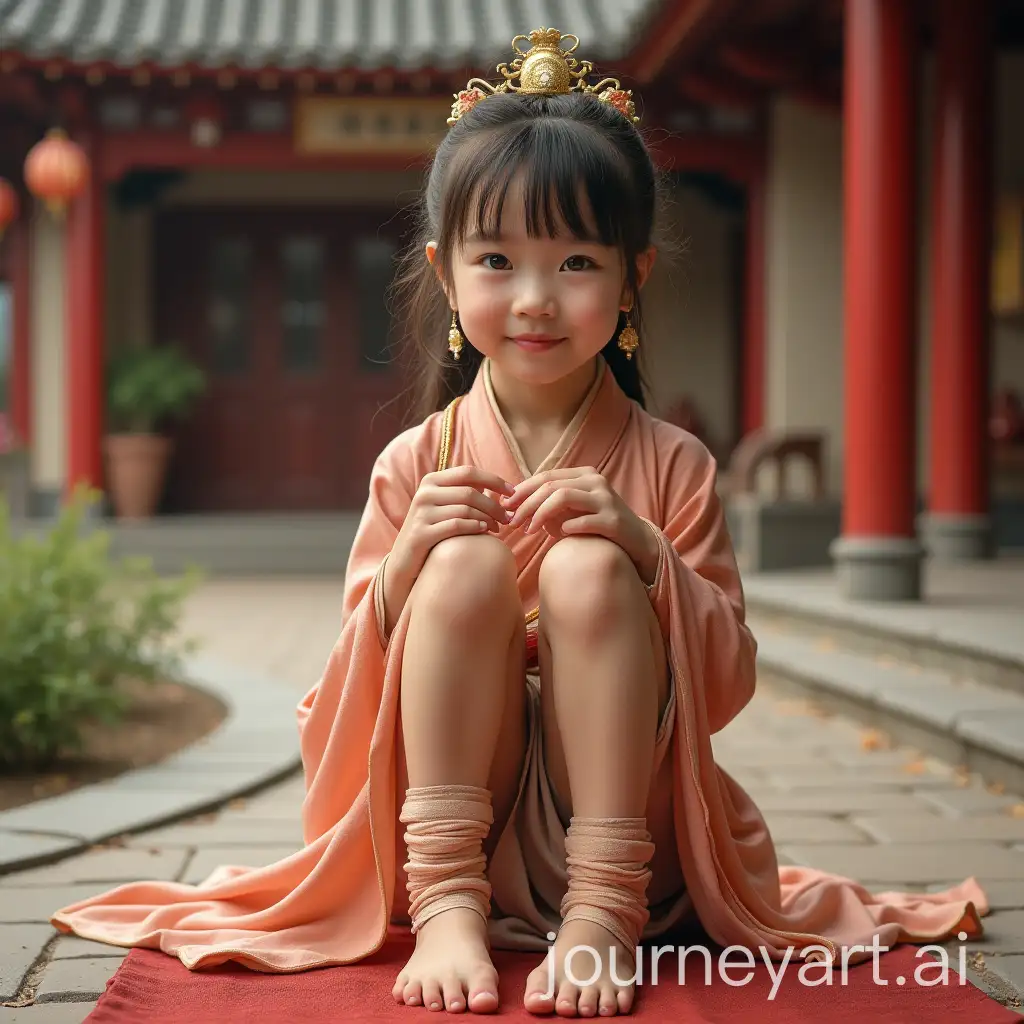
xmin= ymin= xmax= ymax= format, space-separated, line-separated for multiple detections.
xmin=742 ymin=169 xmax=766 ymax=436
xmin=832 ymin=0 xmax=923 ymax=599
xmin=925 ymin=0 xmax=994 ymax=559
xmin=65 ymin=129 xmax=105 ymax=497
xmin=9 ymin=203 xmax=32 ymax=447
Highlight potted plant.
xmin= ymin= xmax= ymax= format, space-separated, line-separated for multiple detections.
xmin=104 ymin=345 xmax=206 ymax=519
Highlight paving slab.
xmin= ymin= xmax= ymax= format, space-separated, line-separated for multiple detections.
xmin=964 ymin=910 xmax=1024 ymax=955
xmin=0 ymin=924 xmax=53 ymax=1001
xmin=125 ymin=817 xmax=304 ymax=848
xmin=0 ymin=836 xmax=82 ymax=875
xmin=749 ymin=790 xmax=940 ymax=815
xmin=714 ymin=749 xmax=840 ymax=769
xmin=919 ymin=787 xmax=1023 ymax=817
xmin=51 ymin=935 xmax=127 ymax=960
xmin=928 ymin=880 xmax=1024 ymax=910
xmin=0 ymin=1005 xmax=93 ymax=1022
xmin=759 ymin=768 xmax=957 ymax=790
xmin=182 ymin=844 xmax=303 ymax=885
xmin=0 ymin=887 xmax=111 ymax=925
xmin=34 ymin=957 xmax=120 ymax=1003
xmin=987 ymin=954 xmax=1024 ymax=994
xmin=780 ymin=842 xmax=1024 ymax=884
xmin=850 ymin=813 xmax=1024 ymax=844
xmin=959 ymin=710 xmax=1024 ymax=762
xmin=759 ymin=815 xmax=874 ymax=844
xmin=824 ymin=748 xmax=938 ymax=768
xmin=1 ymin=848 xmax=189 ymax=888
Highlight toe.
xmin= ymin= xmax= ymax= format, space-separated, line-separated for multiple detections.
xmin=422 ymin=978 xmax=444 ymax=1012
xmin=598 ymin=987 xmax=619 ymax=1017
xmin=403 ymin=979 xmax=423 ymax=1007
xmin=616 ymin=986 xmax=634 ymax=1015
xmin=577 ymin=986 xmax=599 ymax=1017
xmin=392 ymin=973 xmax=408 ymax=1004
xmin=467 ymin=966 xmax=500 ymax=1013
xmin=556 ymin=979 xmax=580 ymax=1017
xmin=523 ymin=967 xmax=556 ymax=1014
xmin=442 ymin=974 xmax=467 ymax=1014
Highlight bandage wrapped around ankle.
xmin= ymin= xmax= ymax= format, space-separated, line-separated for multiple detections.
xmin=560 ymin=817 xmax=655 ymax=952
xmin=400 ymin=784 xmax=494 ymax=933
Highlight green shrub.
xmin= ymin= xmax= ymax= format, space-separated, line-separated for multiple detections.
xmin=0 ymin=487 xmax=203 ymax=768
xmin=107 ymin=345 xmax=207 ymax=434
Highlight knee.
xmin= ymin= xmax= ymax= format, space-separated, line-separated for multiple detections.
xmin=413 ymin=534 xmax=518 ymax=629
xmin=538 ymin=536 xmax=637 ymax=635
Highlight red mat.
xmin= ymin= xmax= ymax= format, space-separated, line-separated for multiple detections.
xmin=85 ymin=927 xmax=1022 ymax=1023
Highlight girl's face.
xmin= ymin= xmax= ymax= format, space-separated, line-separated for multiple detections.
xmin=427 ymin=178 xmax=655 ymax=389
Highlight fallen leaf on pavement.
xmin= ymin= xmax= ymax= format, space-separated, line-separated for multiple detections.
xmin=859 ymin=728 xmax=889 ymax=751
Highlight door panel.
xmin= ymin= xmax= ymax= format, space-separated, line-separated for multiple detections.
xmin=155 ymin=206 xmax=411 ymax=512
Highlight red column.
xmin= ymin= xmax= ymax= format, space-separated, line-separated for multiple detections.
xmin=926 ymin=0 xmax=994 ymax=557
xmin=742 ymin=169 xmax=766 ymax=436
xmin=9 ymin=204 xmax=32 ymax=447
xmin=833 ymin=0 xmax=922 ymax=599
xmin=65 ymin=129 xmax=105 ymax=496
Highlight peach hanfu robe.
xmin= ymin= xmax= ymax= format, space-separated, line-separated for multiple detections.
xmin=52 ymin=357 xmax=987 ymax=973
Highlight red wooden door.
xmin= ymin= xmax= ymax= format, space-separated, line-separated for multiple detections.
xmin=155 ymin=206 xmax=410 ymax=512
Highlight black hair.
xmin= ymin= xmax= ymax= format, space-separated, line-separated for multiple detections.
xmin=392 ymin=89 xmax=664 ymax=420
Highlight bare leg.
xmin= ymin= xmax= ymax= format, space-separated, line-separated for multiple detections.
xmin=392 ymin=534 xmax=527 ymax=1015
xmin=523 ymin=537 xmax=676 ymax=1018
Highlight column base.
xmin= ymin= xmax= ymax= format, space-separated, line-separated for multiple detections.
xmin=919 ymin=513 xmax=993 ymax=561
xmin=830 ymin=535 xmax=926 ymax=602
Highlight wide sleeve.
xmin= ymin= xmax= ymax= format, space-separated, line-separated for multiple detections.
xmin=641 ymin=426 xmax=757 ymax=735
xmin=294 ymin=432 xmax=419 ymax=844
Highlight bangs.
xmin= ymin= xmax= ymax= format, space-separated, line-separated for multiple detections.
xmin=438 ymin=115 xmax=639 ymax=253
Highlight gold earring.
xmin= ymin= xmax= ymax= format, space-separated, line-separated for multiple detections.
xmin=617 ymin=307 xmax=639 ymax=359
xmin=447 ymin=310 xmax=463 ymax=360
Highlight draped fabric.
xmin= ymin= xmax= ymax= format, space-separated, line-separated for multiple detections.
xmin=52 ymin=358 xmax=987 ymax=972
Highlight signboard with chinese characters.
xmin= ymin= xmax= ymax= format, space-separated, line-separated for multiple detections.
xmin=294 ymin=97 xmax=450 ymax=155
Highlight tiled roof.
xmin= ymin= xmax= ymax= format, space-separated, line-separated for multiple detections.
xmin=0 ymin=0 xmax=663 ymax=71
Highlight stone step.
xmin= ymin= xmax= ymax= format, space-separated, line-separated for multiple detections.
xmin=11 ymin=513 xmax=363 ymax=576
xmin=752 ymin=623 xmax=1024 ymax=796
xmin=746 ymin=590 xmax=1024 ymax=700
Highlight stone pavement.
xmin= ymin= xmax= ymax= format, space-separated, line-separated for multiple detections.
xmin=3 ymin=579 xmax=1024 ymax=1020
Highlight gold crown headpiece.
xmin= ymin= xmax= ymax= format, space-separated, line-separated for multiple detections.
xmin=447 ymin=28 xmax=640 ymax=128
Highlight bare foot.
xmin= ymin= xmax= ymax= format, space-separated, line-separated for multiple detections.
xmin=524 ymin=919 xmax=637 ymax=1017
xmin=392 ymin=907 xmax=500 ymax=1014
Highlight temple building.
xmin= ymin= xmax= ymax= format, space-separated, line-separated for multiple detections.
xmin=0 ymin=0 xmax=1023 ymax=601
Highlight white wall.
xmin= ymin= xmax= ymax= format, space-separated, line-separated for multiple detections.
xmin=642 ymin=181 xmax=739 ymax=458
xmin=764 ymin=97 xmax=845 ymax=495
xmin=29 ymin=204 xmax=65 ymax=493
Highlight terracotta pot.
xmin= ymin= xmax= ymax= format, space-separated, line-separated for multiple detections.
xmin=104 ymin=434 xmax=173 ymax=519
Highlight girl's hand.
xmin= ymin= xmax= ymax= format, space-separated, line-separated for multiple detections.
xmin=389 ymin=465 xmax=515 ymax=585
xmin=502 ymin=467 xmax=660 ymax=585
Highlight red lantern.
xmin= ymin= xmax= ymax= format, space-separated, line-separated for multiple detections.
xmin=0 ymin=178 xmax=18 ymax=239
xmin=24 ymin=127 xmax=89 ymax=218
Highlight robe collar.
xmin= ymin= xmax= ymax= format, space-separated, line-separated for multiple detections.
xmin=463 ymin=356 xmax=634 ymax=484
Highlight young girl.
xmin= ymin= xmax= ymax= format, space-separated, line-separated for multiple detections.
xmin=54 ymin=27 xmax=987 ymax=1019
